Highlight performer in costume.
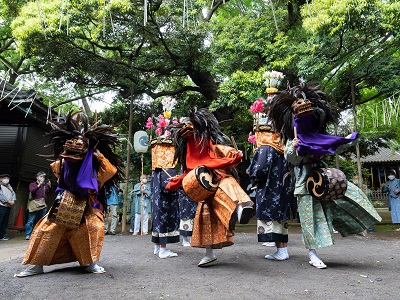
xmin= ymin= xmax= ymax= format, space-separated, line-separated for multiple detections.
xmin=150 ymin=137 xmax=180 ymax=259
xmin=178 ymin=167 xmax=198 ymax=247
xmin=166 ymin=108 xmax=253 ymax=267
xmin=268 ymin=82 xmax=381 ymax=269
xmin=248 ymin=95 xmax=296 ymax=261
xmin=16 ymin=110 xmax=124 ymax=277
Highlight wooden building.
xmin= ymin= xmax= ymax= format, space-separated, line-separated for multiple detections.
xmin=0 ymin=81 xmax=57 ymax=227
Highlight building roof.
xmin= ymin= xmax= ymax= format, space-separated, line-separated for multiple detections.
xmin=0 ymin=81 xmax=53 ymax=130
xmin=360 ymin=148 xmax=400 ymax=164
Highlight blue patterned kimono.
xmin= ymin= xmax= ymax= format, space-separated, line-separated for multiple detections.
xmin=248 ymin=145 xmax=295 ymax=243
xmin=151 ymin=168 xmax=180 ymax=244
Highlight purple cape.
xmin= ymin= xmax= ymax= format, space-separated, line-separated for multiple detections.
xmin=57 ymin=148 xmax=98 ymax=196
xmin=294 ymin=114 xmax=358 ymax=157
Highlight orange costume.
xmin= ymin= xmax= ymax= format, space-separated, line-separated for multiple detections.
xmin=167 ymin=134 xmax=253 ymax=249
xmin=22 ymin=154 xmax=116 ymax=266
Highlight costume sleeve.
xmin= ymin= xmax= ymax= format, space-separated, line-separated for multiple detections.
xmin=284 ymin=139 xmax=315 ymax=166
xmin=50 ymin=161 xmax=61 ymax=179
xmin=247 ymin=147 xmax=268 ymax=185
xmin=284 ymin=140 xmax=303 ymax=165
xmin=96 ymin=154 xmax=117 ymax=188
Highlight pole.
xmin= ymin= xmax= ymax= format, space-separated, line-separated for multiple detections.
xmin=140 ymin=153 xmax=144 ymax=235
xmin=350 ymin=65 xmax=363 ymax=189
xmin=122 ymin=84 xmax=134 ymax=233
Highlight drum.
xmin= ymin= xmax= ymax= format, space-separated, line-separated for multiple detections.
xmin=306 ymin=168 xmax=347 ymax=201
xmin=182 ymin=166 xmax=219 ymax=202
xmin=48 ymin=190 xmax=87 ymax=229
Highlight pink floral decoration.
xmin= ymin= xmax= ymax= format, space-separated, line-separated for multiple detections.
xmin=145 ymin=117 xmax=153 ymax=129
xmin=172 ymin=118 xmax=179 ymax=124
xmin=164 ymin=130 xmax=172 ymax=136
xmin=250 ymin=98 xmax=264 ymax=113
xmin=155 ymin=127 xmax=163 ymax=136
xmin=248 ymin=132 xmax=257 ymax=145
xmin=157 ymin=115 xmax=168 ymax=128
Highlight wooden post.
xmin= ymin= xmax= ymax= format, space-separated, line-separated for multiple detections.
xmin=350 ymin=65 xmax=363 ymax=189
xmin=122 ymin=84 xmax=134 ymax=233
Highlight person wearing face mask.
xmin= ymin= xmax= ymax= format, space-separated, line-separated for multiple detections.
xmin=381 ymin=169 xmax=400 ymax=224
xmin=0 ymin=173 xmax=16 ymax=241
xmin=131 ymin=175 xmax=151 ymax=235
xmin=25 ymin=171 xmax=51 ymax=240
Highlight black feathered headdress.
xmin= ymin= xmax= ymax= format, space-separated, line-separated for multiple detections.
xmin=267 ymin=82 xmax=339 ymax=142
xmin=47 ymin=110 xmax=125 ymax=185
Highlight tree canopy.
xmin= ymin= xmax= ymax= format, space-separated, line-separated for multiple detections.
xmin=1 ymin=0 xmax=400 ymax=176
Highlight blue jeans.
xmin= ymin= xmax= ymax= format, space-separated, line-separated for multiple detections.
xmin=25 ymin=208 xmax=47 ymax=236
xmin=0 ymin=205 xmax=11 ymax=238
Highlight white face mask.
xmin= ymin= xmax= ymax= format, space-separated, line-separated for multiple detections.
xmin=38 ymin=177 xmax=45 ymax=182
xmin=142 ymin=179 xmax=147 ymax=184
xmin=1 ymin=179 xmax=9 ymax=184
xmin=388 ymin=175 xmax=395 ymax=181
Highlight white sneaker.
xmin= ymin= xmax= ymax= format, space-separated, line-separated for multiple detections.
xmin=262 ymin=242 xmax=276 ymax=247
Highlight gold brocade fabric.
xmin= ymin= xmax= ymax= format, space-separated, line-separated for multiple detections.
xmin=151 ymin=143 xmax=176 ymax=170
xmin=190 ymin=199 xmax=234 ymax=249
xmin=255 ymin=131 xmax=285 ymax=154
xmin=22 ymin=155 xmax=116 ymax=266
xmin=22 ymin=204 xmax=104 ymax=266
xmin=190 ymin=175 xmax=253 ymax=249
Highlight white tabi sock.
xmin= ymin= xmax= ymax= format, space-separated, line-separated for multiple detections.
xmin=205 ymin=248 xmax=215 ymax=259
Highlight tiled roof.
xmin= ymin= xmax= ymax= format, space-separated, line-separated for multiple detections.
xmin=360 ymin=148 xmax=400 ymax=163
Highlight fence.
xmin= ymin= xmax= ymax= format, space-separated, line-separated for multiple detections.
xmin=369 ymin=190 xmax=389 ymax=209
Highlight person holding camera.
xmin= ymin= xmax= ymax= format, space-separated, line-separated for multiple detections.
xmin=25 ymin=171 xmax=51 ymax=240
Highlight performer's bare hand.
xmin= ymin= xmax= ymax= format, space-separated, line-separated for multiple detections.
xmin=292 ymin=138 xmax=300 ymax=147
xmin=93 ymin=149 xmax=101 ymax=157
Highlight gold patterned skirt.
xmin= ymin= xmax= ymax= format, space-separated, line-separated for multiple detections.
xmin=22 ymin=205 xmax=104 ymax=266
xmin=190 ymin=176 xmax=252 ymax=249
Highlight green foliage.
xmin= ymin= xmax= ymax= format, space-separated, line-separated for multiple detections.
xmin=2 ymin=0 xmax=400 ymax=180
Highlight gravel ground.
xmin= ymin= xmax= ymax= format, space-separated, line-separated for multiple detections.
xmin=1 ymin=219 xmax=399 ymax=300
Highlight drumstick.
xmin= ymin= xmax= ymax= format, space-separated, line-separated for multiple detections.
xmin=161 ymin=168 xmax=172 ymax=178
xmin=230 ymin=136 xmax=238 ymax=150
xmin=293 ymin=126 xmax=298 ymax=156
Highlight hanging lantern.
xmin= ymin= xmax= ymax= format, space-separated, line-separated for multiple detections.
xmin=134 ymin=130 xmax=149 ymax=153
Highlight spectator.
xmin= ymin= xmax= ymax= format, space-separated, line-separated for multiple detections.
xmin=131 ymin=175 xmax=151 ymax=235
xmin=104 ymin=185 xmax=119 ymax=235
xmin=0 ymin=173 xmax=16 ymax=241
xmin=26 ymin=171 xmax=51 ymax=240
xmin=381 ymin=169 xmax=400 ymax=224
